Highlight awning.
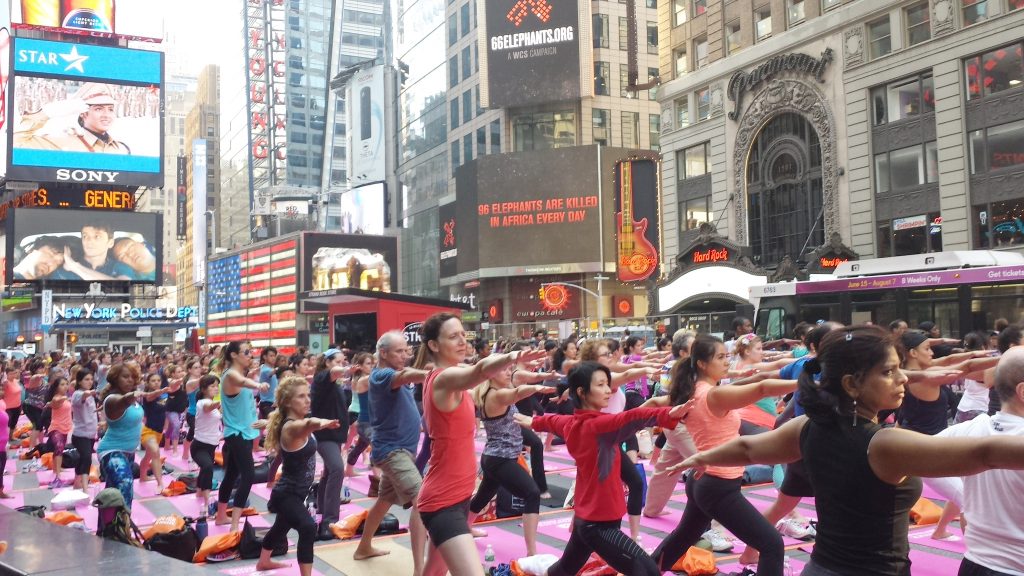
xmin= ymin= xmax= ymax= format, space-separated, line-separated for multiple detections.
xmin=299 ymin=287 xmax=471 ymax=313
xmin=658 ymin=266 xmax=767 ymax=313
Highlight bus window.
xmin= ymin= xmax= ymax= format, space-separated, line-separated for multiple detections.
xmin=851 ymin=291 xmax=898 ymax=326
xmin=799 ymin=293 xmax=842 ymax=325
xmin=756 ymin=308 xmax=786 ymax=341
xmin=909 ymin=288 xmax=960 ymax=338
xmin=971 ymin=283 xmax=1024 ymax=330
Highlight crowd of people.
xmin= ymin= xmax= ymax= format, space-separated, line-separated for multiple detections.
xmin=2 ymin=311 xmax=1024 ymax=576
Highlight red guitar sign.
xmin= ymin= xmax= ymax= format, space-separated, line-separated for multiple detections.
xmin=616 ymin=161 xmax=658 ymax=282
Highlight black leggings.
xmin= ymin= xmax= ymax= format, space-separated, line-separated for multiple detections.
xmin=264 ymin=491 xmax=316 ymax=564
xmin=469 ymin=454 xmax=541 ymax=515
xmin=653 ymin=473 xmax=784 ymax=576
xmin=218 ymin=434 xmax=255 ymax=508
xmin=346 ymin=422 xmax=371 ymax=466
xmin=0 ymin=451 xmax=6 ymax=490
xmin=190 ymin=440 xmax=217 ymax=491
xmin=7 ymin=406 xmax=21 ymax=437
xmin=22 ymin=404 xmax=44 ymax=430
xmin=520 ymin=428 xmax=548 ymax=492
xmin=619 ymin=448 xmax=644 ymax=516
xmin=71 ymin=435 xmax=94 ymax=475
xmin=959 ymin=557 xmax=1016 ymax=576
xmin=549 ymin=516 xmax=659 ymax=576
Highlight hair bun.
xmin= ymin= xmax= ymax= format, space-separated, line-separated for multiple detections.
xmin=803 ymin=358 xmax=822 ymax=376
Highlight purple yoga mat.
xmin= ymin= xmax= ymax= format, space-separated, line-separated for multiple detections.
xmin=0 ymin=491 xmax=26 ymax=509
xmin=908 ymin=526 xmax=967 ymax=555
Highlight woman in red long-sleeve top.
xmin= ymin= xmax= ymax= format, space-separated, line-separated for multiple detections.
xmin=515 ymin=361 xmax=688 ymax=576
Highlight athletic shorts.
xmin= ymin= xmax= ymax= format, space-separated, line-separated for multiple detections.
xmin=140 ymin=426 xmax=163 ymax=447
xmin=419 ymin=498 xmax=471 ymax=546
xmin=48 ymin=430 xmax=68 ymax=455
xmin=374 ymin=449 xmax=421 ymax=507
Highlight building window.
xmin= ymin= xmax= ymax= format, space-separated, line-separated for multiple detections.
xmin=464 ymin=134 xmax=473 ymax=163
xmin=462 ymin=90 xmax=472 ymax=123
xmin=674 ymin=47 xmax=688 ymax=76
xmin=878 ymin=213 xmax=943 ymax=256
xmin=870 ymin=72 xmax=935 ymax=126
xmin=694 ymin=0 xmax=707 ymax=16
xmin=968 ymin=119 xmax=1024 ymax=174
xmin=674 ymin=0 xmax=688 ymax=26
xmin=905 ymin=2 xmax=930 ymax=46
xmin=477 ymin=127 xmax=486 ymax=156
xmin=647 ymin=0 xmax=657 ymax=8
xmin=447 ymin=14 xmax=457 ymax=45
xmin=490 ymin=120 xmax=501 ymax=154
xmin=648 ymin=67 xmax=659 ymax=100
xmin=647 ymin=23 xmax=658 ymax=54
xmin=696 ymin=86 xmax=711 ymax=120
xmin=476 ymin=87 xmax=482 ymax=115
xmin=460 ymin=2 xmax=470 ymax=36
xmin=622 ymin=112 xmax=640 ymax=147
xmin=649 ymin=114 xmax=661 ymax=150
xmin=965 ymin=42 xmax=1024 ymax=100
xmin=593 ymin=108 xmax=611 ymax=146
xmin=594 ymin=14 xmax=609 ymax=48
xmin=755 ymin=7 xmax=772 ymax=41
xmin=962 ymin=0 xmax=989 ymax=26
xmin=681 ymin=195 xmax=712 ymax=230
xmin=822 ymin=0 xmax=842 ymax=10
xmin=694 ymin=36 xmax=708 ymax=69
xmin=975 ymin=200 xmax=1024 ymax=248
xmin=873 ymin=142 xmax=938 ymax=193
xmin=617 ymin=17 xmax=628 ymax=51
xmin=595 ymin=62 xmax=610 ymax=95
xmin=679 ymin=142 xmax=710 ymax=178
xmin=451 ymin=141 xmax=460 ymax=176
xmin=620 ymin=64 xmax=632 ymax=97
xmin=449 ymin=56 xmax=458 ymax=88
xmin=450 ymin=99 xmax=459 ymax=129
xmin=513 ymin=111 xmax=576 ymax=151
xmin=868 ymin=17 xmax=891 ymax=60
xmin=787 ymin=0 xmax=805 ymax=26
xmin=675 ymin=95 xmax=689 ymax=128
xmin=726 ymin=21 xmax=742 ymax=54
xmin=462 ymin=46 xmax=471 ymax=80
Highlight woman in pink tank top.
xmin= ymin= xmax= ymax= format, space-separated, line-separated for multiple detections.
xmin=413 ymin=312 xmax=546 ymax=576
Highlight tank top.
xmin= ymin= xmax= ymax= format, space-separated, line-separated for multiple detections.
xmin=801 ymin=417 xmax=922 ymax=575
xmin=142 ymin=396 xmax=167 ymax=431
xmin=49 ymin=399 xmax=73 ymax=435
xmin=418 ymin=369 xmax=478 ymax=513
xmin=357 ymin=390 xmax=372 ymax=424
xmin=273 ymin=424 xmax=319 ymax=498
xmin=3 ymin=377 xmax=22 ymax=408
xmin=898 ymin=385 xmax=949 ymax=436
xmin=686 ymin=381 xmax=744 ymax=479
xmin=957 ymin=378 xmax=990 ymax=414
xmin=165 ymin=386 xmax=188 ymax=413
xmin=97 ymin=400 xmax=144 ymax=454
xmin=187 ymin=385 xmax=199 ymax=416
xmin=480 ymin=387 xmax=523 ymax=459
xmin=220 ymin=368 xmax=259 ymax=441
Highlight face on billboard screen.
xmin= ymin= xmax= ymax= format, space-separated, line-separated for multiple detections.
xmin=7 ymin=207 xmax=161 ymax=284
xmin=456 ymin=147 xmax=602 ymax=275
xmin=302 ymin=233 xmax=399 ymax=293
xmin=13 ymin=1 xmax=162 ymax=39
xmin=339 ymin=184 xmax=385 ymax=235
xmin=7 ymin=38 xmax=164 ymax=187
xmin=481 ymin=0 xmax=586 ymax=108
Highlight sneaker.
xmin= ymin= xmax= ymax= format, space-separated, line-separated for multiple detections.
xmin=701 ymin=528 xmax=734 ymax=552
xmin=776 ymin=518 xmax=815 ymax=541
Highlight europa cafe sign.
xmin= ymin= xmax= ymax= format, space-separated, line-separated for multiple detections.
xmin=53 ymin=303 xmax=198 ymax=321
xmin=727 ymin=48 xmax=833 ymax=120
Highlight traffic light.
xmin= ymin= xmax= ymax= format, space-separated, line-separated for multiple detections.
xmin=67 ymin=332 xmax=79 ymax=344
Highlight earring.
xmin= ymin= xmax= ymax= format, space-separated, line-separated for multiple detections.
xmin=852 ymin=398 xmax=858 ymax=427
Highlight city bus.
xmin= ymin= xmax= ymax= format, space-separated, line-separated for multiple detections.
xmin=751 ymin=251 xmax=1024 ymax=340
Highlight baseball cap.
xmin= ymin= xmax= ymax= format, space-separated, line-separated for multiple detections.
xmin=92 ymin=487 xmax=125 ymax=509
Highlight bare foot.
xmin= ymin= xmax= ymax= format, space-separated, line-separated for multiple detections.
xmin=0 ymin=491 xmax=12 ymax=499
xmin=254 ymin=559 xmax=290 ymax=571
xmin=738 ymin=551 xmax=759 ymax=565
xmin=345 ymin=467 xmax=363 ymax=478
xmin=544 ymin=446 xmax=557 ymax=452
xmin=470 ymin=526 xmax=488 ymax=538
xmin=642 ymin=510 xmax=672 ymax=518
xmin=931 ymin=531 xmax=958 ymax=540
xmin=353 ymin=546 xmax=391 ymax=560
xmin=214 ymin=514 xmax=231 ymax=526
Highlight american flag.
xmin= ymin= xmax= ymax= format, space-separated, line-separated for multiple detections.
xmin=206 ymin=239 xmax=298 ymax=353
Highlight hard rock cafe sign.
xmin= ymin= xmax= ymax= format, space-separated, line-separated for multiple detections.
xmin=727 ymin=48 xmax=833 ymax=120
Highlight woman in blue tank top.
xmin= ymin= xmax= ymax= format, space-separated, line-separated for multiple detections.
xmin=96 ymin=363 xmax=144 ymax=507
xmin=213 ymin=341 xmax=270 ymax=533
xmin=256 ymin=376 xmax=340 ymax=575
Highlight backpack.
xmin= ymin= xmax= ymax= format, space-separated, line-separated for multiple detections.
xmin=239 ymin=519 xmax=288 ymax=559
xmin=97 ymin=505 xmax=145 ymax=547
xmin=145 ymin=521 xmax=200 ymax=563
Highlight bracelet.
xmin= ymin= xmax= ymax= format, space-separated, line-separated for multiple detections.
xmin=511 ymin=368 xmax=519 ymax=381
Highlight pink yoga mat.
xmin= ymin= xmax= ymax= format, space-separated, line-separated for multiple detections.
xmin=908 ymin=548 xmax=963 ymax=575
xmin=216 ymin=559 xmax=325 ymax=576
xmin=163 ymin=493 xmax=206 ymax=517
xmin=908 ymin=526 xmax=967 ymax=555
xmin=476 ymin=526 xmax=565 ymax=563
xmin=0 ymin=492 xmax=26 ymax=509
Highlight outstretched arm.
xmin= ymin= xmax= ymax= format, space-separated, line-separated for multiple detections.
xmin=391 ymin=367 xmax=431 ymax=389
xmin=707 ymin=379 xmax=798 ymax=416
xmin=433 ymin=349 xmax=547 ymax=393
xmin=670 ymin=416 xmax=806 ymax=473
xmin=869 ymin=427 xmax=1024 ymax=485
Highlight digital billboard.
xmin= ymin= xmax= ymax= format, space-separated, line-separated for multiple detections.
xmin=349 ymin=66 xmax=385 ymax=186
xmin=453 ymin=146 xmax=606 ymax=277
xmin=0 ymin=185 xmax=135 ymax=222
xmin=7 ymin=38 xmax=164 ymax=187
xmin=614 ymin=157 xmax=661 ymax=282
xmin=6 ymin=207 xmax=161 ymax=283
xmin=13 ymin=0 xmax=163 ymax=40
xmin=0 ymin=1 xmax=11 ymax=179
xmin=339 ymin=183 xmax=385 ymax=235
xmin=479 ymin=0 xmax=592 ymax=109
xmin=439 ymin=201 xmax=458 ymax=278
xmin=301 ymin=232 xmax=398 ymax=293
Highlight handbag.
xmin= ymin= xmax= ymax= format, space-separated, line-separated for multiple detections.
xmin=145 ymin=524 xmax=200 ymax=563
xmin=239 ymin=519 xmax=288 ymax=559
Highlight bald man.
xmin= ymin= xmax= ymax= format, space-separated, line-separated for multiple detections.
xmin=933 ymin=346 xmax=1024 ymax=576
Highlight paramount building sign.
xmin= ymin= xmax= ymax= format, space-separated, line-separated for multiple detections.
xmin=727 ymin=48 xmax=833 ymax=120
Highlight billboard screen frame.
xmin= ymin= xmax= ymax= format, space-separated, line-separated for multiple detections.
xmin=348 ymin=66 xmax=386 ymax=186
xmin=300 ymin=232 xmax=399 ymax=294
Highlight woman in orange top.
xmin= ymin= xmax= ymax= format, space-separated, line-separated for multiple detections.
xmin=413 ymin=312 xmax=546 ymax=576
xmin=45 ymin=375 xmax=74 ymax=488
xmin=4 ymin=365 xmax=23 ymax=447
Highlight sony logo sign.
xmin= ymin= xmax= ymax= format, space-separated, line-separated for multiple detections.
xmin=56 ymin=169 xmax=121 ymax=183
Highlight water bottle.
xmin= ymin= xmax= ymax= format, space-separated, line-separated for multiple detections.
xmin=343 ymin=485 xmax=351 ymax=500
xmin=195 ymin=516 xmax=209 ymax=541
xmin=483 ymin=543 xmax=496 ymax=572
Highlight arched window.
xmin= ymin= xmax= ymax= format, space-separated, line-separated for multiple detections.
xmin=746 ymin=113 xmax=824 ymax=267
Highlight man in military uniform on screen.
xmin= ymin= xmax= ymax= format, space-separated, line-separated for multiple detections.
xmin=14 ymin=82 xmax=131 ymax=154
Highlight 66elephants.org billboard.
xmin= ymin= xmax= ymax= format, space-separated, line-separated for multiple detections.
xmin=479 ymin=0 xmax=591 ymax=109
xmin=7 ymin=37 xmax=164 ymax=187
xmin=6 ymin=207 xmax=162 ymax=284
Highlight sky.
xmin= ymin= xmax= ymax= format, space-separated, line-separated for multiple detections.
xmin=156 ymin=0 xmax=242 ymax=73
